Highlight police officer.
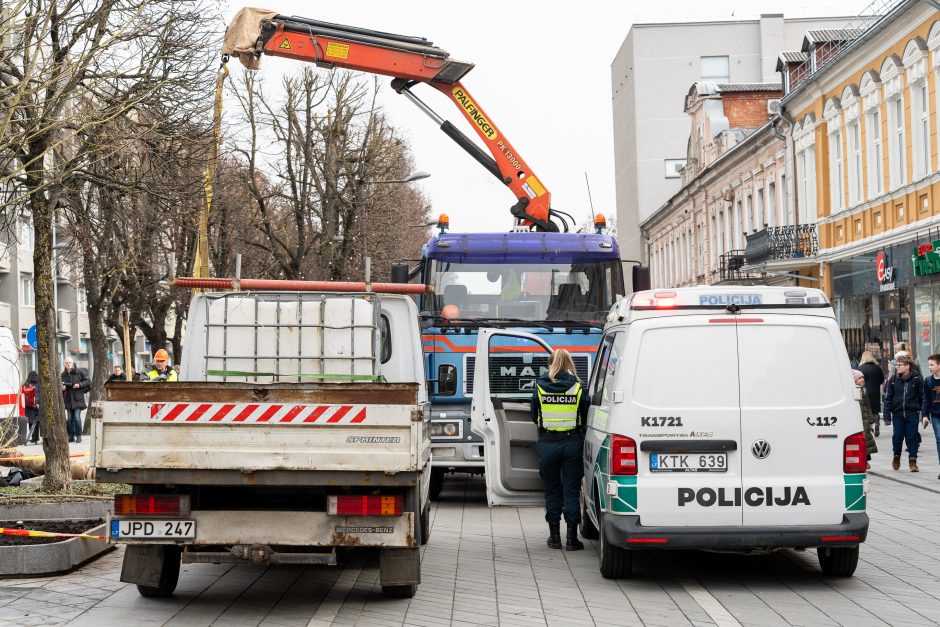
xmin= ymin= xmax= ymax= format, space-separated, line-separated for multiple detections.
xmin=146 ymin=349 xmax=178 ymax=382
xmin=531 ymin=349 xmax=589 ymax=550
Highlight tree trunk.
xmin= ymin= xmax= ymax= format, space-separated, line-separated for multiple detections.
xmin=87 ymin=306 xmax=110 ymax=404
xmin=29 ymin=160 xmax=70 ymax=490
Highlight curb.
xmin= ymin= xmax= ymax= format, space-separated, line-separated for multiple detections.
xmin=869 ymin=470 xmax=940 ymax=495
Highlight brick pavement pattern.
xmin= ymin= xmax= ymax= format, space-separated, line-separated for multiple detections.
xmin=1 ymin=468 xmax=939 ymax=626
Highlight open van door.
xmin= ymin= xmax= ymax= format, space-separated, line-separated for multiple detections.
xmin=470 ymin=328 xmax=553 ymax=507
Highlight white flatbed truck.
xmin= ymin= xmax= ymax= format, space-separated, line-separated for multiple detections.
xmin=94 ymin=287 xmax=430 ymax=598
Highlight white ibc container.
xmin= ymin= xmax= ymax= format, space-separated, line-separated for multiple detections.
xmin=324 ymin=297 xmax=374 ymax=377
xmin=203 ymin=294 xmax=374 ymax=382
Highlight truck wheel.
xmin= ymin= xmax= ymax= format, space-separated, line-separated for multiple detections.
xmin=598 ymin=511 xmax=632 ymax=579
xmin=429 ymin=468 xmax=445 ymax=501
xmin=136 ymin=546 xmax=181 ymax=597
xmin=579 ymin=489 xmax=599 ymax=540
xmin=382 ymin=584 xmax=417 ymax=598
xmin=817 ymin=546 xmax=859 ymax=577
xmin=420 ymin=502 xmax=431 ymax=545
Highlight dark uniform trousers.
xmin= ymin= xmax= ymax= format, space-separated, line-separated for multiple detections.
xmin=538 ymin=432 xmax=584 ymax=525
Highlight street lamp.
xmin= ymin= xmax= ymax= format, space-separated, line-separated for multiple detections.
xmin=360 ymin=170 xmax=431 ymax=185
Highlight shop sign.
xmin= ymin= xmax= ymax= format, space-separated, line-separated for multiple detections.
xmin=912 ymin=240 xmax=940 ymax=277
xmin=876 ymin=250 xmax=895 ymax=291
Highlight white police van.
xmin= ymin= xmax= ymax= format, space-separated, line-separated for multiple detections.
xmin=470 ymin=286 xmax=869 ymax=578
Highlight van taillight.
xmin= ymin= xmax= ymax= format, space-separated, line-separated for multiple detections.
xmin=114 ymin=494 xmax=190 ymax=516
xmin=328 ymin=495 xmax=403 ymax=516
xmin=843 ymin=432 xmax=867 ymax=474
xmin=611 ymin=435 xmax=637 ymax=475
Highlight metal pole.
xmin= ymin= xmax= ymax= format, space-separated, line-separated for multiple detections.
xmin=121 ymin=308 xmax=132 ymax=381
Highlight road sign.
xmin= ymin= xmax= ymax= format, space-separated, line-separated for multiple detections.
xmin=26 ymin=325 xmax=37 ymax=350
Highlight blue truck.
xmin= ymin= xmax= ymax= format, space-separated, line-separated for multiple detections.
xmin=417 ymin=230 xmax=627 ymax=498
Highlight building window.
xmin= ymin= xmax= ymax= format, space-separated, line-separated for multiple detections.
xmin=77 ymin=287 xmax=87 ymax=313
xmin=829 ymin=130 xmax=844 ymax=212
xmin=874 ymin=211 xmax=882 ymax=226
xmin=21 ymin=274 xmax=34 ymax=307
xmin=847 ymin=121 xmax=862 ymax=206
xmin=797 ymin=148 xmax=818 ymax=222
xmin=664 ymin=159 xmax=686 ymax=179
xmin=701 ymin=56 xmax=730 ymax=83
xmin=913 ymin=81 xmax=930 ymax=178
xmin=888 ymin=97 xmax=906 ymax=189
xmin=710 ymin=214 xmax=719 ymax=267
xmin=768 ymin=181 xmax=777 ymax=227
xmin=755 ymin=188 xmax=765 ymax=230
xmin=19 ymin=220 xmax=34 ymax=250
xmin=697 ymin=222 xmax=705 ymax=275
xmin=867 ymin=108 xmax=883 ymax=196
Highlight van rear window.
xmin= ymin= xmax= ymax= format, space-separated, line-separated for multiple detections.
xmin=737 ymin=325 xmax=844 ymax=407
xmin=633 ymin=325 xmax=739 ymax=408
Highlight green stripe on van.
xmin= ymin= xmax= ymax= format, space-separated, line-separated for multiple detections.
xmin=594 ymin=436 xmax=638 ymax=514
xmin=844 ymin=474 xmax=866 ymax=511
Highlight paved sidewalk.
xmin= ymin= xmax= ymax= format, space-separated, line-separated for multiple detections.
xmin=1 ymin=472 xmax=939 ymax=626
xmin=869 ymin=416 xmax=940 ymax=492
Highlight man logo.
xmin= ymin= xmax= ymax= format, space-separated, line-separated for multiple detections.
xmin=751 ymin=439 xmax=771 ymax=459
xmin=519 ymin=379 xmax=536 ymax=391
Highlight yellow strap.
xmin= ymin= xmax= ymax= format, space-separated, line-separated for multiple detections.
xmin=195 ymin=57 xmax=229 ymax=281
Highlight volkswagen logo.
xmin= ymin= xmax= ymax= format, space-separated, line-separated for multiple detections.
xmin=751 ymin=439 xmax=771 ymax=459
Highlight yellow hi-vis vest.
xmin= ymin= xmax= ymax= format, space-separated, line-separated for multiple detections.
xmin=536 ymin=381 xmax=582 ymax=431
xmin=146 ymin=368 xmax=178 ymax=382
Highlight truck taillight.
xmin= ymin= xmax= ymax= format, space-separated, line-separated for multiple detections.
xmin=328 ymin=495 xmax=403 ymax=516
xmin=114 ymin=494 xmax=190 ymax=516
xmin=611 ymin=435 xmax=637 ymax=475
xmin=843 ymin=432 xmax=867 ymax=474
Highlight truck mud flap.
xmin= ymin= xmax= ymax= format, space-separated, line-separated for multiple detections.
xmin=380 ymin=547 xmax=421 ymax=586
xmin=121 ymin=544 xmax=178 ymax=587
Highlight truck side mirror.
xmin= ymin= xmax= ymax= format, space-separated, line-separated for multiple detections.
xmin=632 ymin=265 xmax=651 ymax=292
xmin=390 ymin=263 xmax=409 ymax=284
xmin=437 ymin=364 xmax=457 ymax=396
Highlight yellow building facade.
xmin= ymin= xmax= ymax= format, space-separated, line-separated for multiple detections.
xmin=782 ymin=1 xmax=940 ymax=367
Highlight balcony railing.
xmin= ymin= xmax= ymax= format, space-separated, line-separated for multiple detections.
xmin=718 ymin=250 xmax=748 ymax=282
xmin=744 ymin=224 xmax=818 ymax=265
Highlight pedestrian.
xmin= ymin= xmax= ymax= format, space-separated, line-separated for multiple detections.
xmin=145 ymin=349 xmax=177 ymax=382
xmin=884 ymin=354 xmax=923 ymax=472
xmin=921 ymin=353 xmax=940 ymax=480
xmin=852 ymin=369 xmax=877 ymax=466
xmin=531 ymin=348 xmax=589 ymax=551
xmin=858 ymin=351 xmax=885 ymax=436
xmin=107 ymin=365 xmax=125 ymax=383
xmin=61 ymin=358 xmax=90 ymax=443
xmin=22 ymin=371 xmax=40 ymax=444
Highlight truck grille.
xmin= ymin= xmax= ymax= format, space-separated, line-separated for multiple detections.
xmin=465 ymin=355 xmax=590 ymax=395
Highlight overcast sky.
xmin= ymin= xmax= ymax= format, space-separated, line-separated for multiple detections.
xmin=221 ymin=1 xmax=872 ymax=233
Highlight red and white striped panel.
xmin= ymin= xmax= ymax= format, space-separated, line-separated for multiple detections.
xmin=149 ymin=402 xmax=367 ymax=424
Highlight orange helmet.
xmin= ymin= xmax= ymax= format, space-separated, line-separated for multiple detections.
xmin=441 ymin=305 xmax=460 ymax=320
xmin=154 ymin=349 xmax=170 ymax=362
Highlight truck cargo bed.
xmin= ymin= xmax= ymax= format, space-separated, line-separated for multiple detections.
xmin=96 ymin=382 xmax=427 ymax=484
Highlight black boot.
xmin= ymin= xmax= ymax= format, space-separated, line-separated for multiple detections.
xmin=547 ymin=523 xmax=562 ymax=549
xmin=565 ymin=524 xmax=584 ymax=551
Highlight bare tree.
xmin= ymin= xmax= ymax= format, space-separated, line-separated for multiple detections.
xmin=226 ymin=68 xmax=430 ymax=282
xmin=0 ymin=0 xmax=218 ymax=489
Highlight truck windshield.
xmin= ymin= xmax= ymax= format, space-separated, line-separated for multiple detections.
xmin=427 ymin=260 xmax=624 ymax=322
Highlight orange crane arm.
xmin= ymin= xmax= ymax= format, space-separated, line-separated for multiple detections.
xmin=251 ymin=15 xmax=556 ymax=231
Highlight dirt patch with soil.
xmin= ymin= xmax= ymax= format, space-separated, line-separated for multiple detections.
xmin=0 ymin=519 xmax=104 ymax=546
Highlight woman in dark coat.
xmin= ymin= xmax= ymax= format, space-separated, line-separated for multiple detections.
xmin=853 ymin=370 xmax=878 ymax=463
xmin=858 ymin=351 xmax=885 ymax=436
xmin=61 ymin=358 xmax=90 ymax=443
xmin=23 ymin=371 xmax=40 ymax=444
